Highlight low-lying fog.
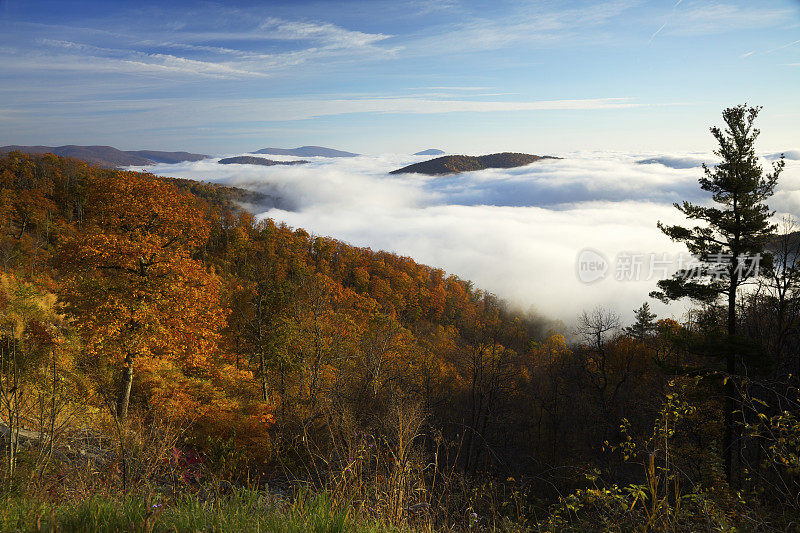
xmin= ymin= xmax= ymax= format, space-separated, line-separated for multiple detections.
xmin=140 ymin=150 xmax=800 ymax=326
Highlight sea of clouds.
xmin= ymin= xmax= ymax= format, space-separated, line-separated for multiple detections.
xmin=140 ymin=150 xmax=800 ymax=327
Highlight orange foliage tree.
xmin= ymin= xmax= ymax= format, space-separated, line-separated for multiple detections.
xmin=57 ymin=171 xmax=226 ymax=421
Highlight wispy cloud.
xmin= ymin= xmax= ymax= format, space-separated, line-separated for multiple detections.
xmin=36 ymin=39 xmax=268 ymax=78
xmin=407 ymin=0 xmax=459 ymax=16
xmin=0 ymin=95 xmax=660 ymax=131
xmin=732 ymin=37 xmax=799 ymax=60
xmin=416 ymin=86 xmax=493 ymax=91
xmin=765 ymin=38 xmax=800 ymax=54
xmin=648 ymin=22 xmax=667 ymax=44
xmin=648 ymin=1 xmax=793 ymax=46
xmin=258 ymin=18 xmax=392 ymax=48
xmin=8 ymin=13 xmax=399 ymax=81
xmin=405 ymin=0 xmax=639 ymax=54
xmin=121 ymin=54 xmax=269 ymax=79
xmin=663 ymin=2 xmax=793 ymax=36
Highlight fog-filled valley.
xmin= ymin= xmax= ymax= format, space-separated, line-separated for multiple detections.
xmin=144 ymin=149 xmax=800 ymax=324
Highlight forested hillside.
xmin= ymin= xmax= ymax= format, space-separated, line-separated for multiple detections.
xmin=1 ymin=114 xmax=799 ymax=532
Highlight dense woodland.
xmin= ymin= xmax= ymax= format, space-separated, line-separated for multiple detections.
xmin=1 ymin=106 xmax=799 ymax=531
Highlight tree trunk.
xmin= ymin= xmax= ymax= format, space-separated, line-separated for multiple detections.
xmin=7 ymin=388 xmax=18 ymax=484
xmin=48 ymin=348 xmax=56 ymax=459
xmin=724 ymin=280 xmax=738 ymax=486
xmin=259 ymin=350 xmax=268 ymax=402
xmin=117 ymin=353 xmax=134 ymax=422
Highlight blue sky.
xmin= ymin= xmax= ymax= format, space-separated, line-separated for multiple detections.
xmin=1 ymin=0 xmax=798 ymax=154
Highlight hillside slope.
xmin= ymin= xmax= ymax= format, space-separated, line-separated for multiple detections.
xmin=0 ymin=153 xmax=545 ymax=466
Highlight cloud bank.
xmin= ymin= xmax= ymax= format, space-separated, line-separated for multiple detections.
xmin=143 ymin=151 xmax=800 ymax=325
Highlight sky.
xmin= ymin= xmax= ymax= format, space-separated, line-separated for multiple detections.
xmin=1 ymin=0 xmax=799 ymax=154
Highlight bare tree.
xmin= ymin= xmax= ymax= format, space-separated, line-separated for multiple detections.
xmin=577 ymin=306 xmax=620 ymax=355
xmin=576 ymin=307 xmax=625 ymax=438
xmin=765 ymin=217 xmax=800 ymax=375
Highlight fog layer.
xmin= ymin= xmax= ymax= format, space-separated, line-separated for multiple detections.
xmin=142 ymin=151 xmax=800 ymax=323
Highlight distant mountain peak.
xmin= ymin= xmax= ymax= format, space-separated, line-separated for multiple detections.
xmin=390 ymin=152 xmax=560 ymax=176
xmin=414 ymin=149 xmax=446 ymax=156
xmin=252 ymin=146 xmax=358 ymax=158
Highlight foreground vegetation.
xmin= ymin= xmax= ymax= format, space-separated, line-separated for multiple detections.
xmin=1 ymin=106 xmax=799 ymax=531
xmin=1 ymin=489 xmax=400 ymax=532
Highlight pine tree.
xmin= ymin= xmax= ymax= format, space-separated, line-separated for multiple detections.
xmin=624 ymin=303 xmax=657 ymax=340
xmin=651 ymin=104 xmax=785 ymax=485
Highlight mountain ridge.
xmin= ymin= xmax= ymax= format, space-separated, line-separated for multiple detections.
xmin=126 ymin=150 xmax=208 ymax=164
xmin=390 ymin=152 xmax=559 ymax=176
xmin=0 ymin=145 xmax=209 ymax=168
xmin=218 ymin=156 xmax=309 ymax=166
xmin=253 ymin=146 xmax=358 ymax=158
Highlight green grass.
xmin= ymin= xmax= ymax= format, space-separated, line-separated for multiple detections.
xmin=0 ymin=488 xmax=409 ymax=533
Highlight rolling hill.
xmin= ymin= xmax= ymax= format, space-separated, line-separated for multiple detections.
xmin=253 ymin=146 xmax=358 ymax=157
xmin=390 ymin=152 xmax=558 ymax=176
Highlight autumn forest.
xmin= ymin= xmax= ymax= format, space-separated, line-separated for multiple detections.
xmin=1 ymin=106 xmax=800 ymax=531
